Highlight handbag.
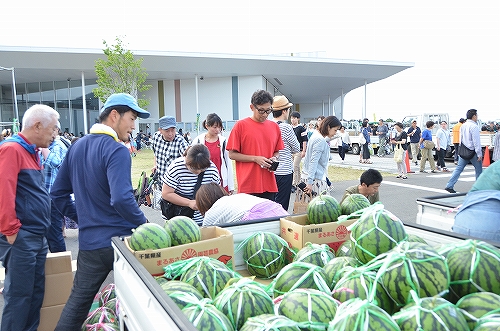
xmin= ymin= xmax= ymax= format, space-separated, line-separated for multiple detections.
xmin=394 ymin=144 xmax=404 ymax=162
xmin=160 ymin=171 xmax=205 ymax=219
xmin=359 ymin=132 xmax=366 ymax=145
xmin=458 ymin=142 xmax=475 ymax=160
xmin=423 ymin=140 xmax=435 ymax=150
xmin=342 ymin=141 xmax=349 ymax=150
xmin=293 ymin=191 xmax=310 ymax=214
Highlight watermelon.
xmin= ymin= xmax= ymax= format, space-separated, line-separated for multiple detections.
xmin=99 ymin=284 xmax=116 ymax=306
xmin=473 ymin=313 xmax=500 ymax=331
xmin=350 ymin=203 xmax=407 ymax=264
xmin=276 ymin=288 xmax=339 ymax=329
xmin=271 ymin=261 xmax=330 ymax=297
xmin=155 ymin=276 xmax=170 ymax=287
xmin=103 ymin=298 xmax=119 ymax=315
xmin=335 ymin=240 xmax=354 ymax=258
xmin=328 ymin=298 xmax=400 ymax=331
xmin=159 ymin=280 xmax=204 ymax=309
xmin=240 ymin=314 xmax=300 ymax=331
xmin=178 ymin=257 xmax=241 ymax=299
xmin=293 ymin=242 xmax=335 ymax=267
xmin=164 ymin=216 xmax=201 ymax=246
xmin=323 ymin=256 xmax=360 ymax=289
xmin=340 ymin=193 xmax=370 ymax=215
xmin=393 ymin=295 xmax=469 ymax=331
xmin=377 ymin=241 xmax=450 ymax=307
xmin=213 ymin=278 xmax=274 ymax=330
xmin=129 ymin=223 xmax=171 ymax=251
xmin=443 ymin=239 xmax=500 ymax=298
xmin=182 ymin=298 xmax=235 ymax=331
xmin=332 ymin=266 xmax=395 ymax=314
xmin=405 ymin=233 xmax=427 ymax=244
xmin=456 ymin=292 xmax=500 ymax=330
xmin=240 ymin=232 xmax=290 ymax=279
xmin=84 ymin=323 xmax=119 ymax=331
xmin=83 ymin=307 xmax=117 ymax=326
xmin=307 ymin=194 xmax=341 ymax=224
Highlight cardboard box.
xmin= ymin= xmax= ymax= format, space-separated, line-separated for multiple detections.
xmin=39 ymin=304 xmax=65 ymax=331
xmin=42 ymin=251 xmax=73 ymax=307
xmin=280 ymin=215 xmax=357 ymax=252
xmin=125 ymin=226 xmax=234 ymax=276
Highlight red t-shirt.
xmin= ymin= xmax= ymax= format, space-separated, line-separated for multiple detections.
xmin=205 ymin=139 xmax=222 ymax=178
xmin=226 ymin=118 xmax=284 ymax=194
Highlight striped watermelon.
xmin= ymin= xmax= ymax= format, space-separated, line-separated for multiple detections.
xmin=240 ymin=314 xmax=300 ymax=331
xmin=443 ymin=239 xmax=500 ymax=298
xmin=159 ymin=280 xmax=204 ymax=309
xmin=99 ymin=284 xmax=116 ymax=306
xmin=307 ymin=194 xmax=341 ymax=224
xmin=293 ymin=242 xmax=335 ymax=267
xmin=179 ymin=257 xmax=241 ymax=299
xmin=164 ymin=216 xmax=201 ymax=246
xmin=83 ymin=307 xmax=117 ymax=326
xmin=182 ymin=298 xmax=235 ymax=331
xmin=329 ymin=298 xmax=400 ymax=331
xmin=276 ymin=288 xmax=339 ymax=329
xmin=456 ymin=292 xmax=500 ymax=330
xmin=340 ymin=193 xmax=370 ymax=215
xmin=323 ymin=256 xmax=360 ymax=289
xmin=351 ymin=204 xmax=407 ymax=264
xmin=85 ymin=323 xmax=119 ymax=331
xmin=213 ymin=278 xmax=274 ymax=330
xmin=335 ymin=240 xmax=354 ymax=258
xmin=332 ymin=266 xmax=395 ymax=315
xmin=103 ymin=298 xmax=119 ymax=315
xmin=272 ymin=261 xmax=330 ymax=297
xmin=405 ymin=233 xmax=427 ymax=244
xmin=378 ymin=241 xmax=450 ymax=307
xmin=393 ymin=295 xmax=469 ymax=331
xmin=129 ymin=223 xmax=171 ymax=251
xmin=241 ymin=232 xmax=289 ymax=279
xmin=474 ymin=313 xmax=500 ymax=331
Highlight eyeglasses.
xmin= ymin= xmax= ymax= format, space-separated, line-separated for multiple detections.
xmin=253 ymin=105 xmax=273 ymax=114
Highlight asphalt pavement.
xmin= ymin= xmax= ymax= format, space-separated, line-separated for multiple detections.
xmin=0 ymin=151 xmax=478 ymax=323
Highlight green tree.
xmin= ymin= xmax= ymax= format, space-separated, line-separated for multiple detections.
xmin=93 ymin=37 xmax=152 ymax=109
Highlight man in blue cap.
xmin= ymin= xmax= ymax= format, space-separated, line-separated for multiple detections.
xmin=50 ymin=93 xmax=149 ymax=330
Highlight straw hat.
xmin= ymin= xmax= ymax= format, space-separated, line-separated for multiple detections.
xmin=272 ymin=95 xmax=293 ymax=111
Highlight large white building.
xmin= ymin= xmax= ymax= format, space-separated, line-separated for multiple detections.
xmin=0 ymin=46 xmax=412 ymax=135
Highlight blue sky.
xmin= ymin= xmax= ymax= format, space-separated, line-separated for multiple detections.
xmin=1 ymin=0 xmax=498 ymax=122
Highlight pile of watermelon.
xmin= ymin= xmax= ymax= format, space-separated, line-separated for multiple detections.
xmin=129 ymin=216 xmax=201 ymax=251
xmin=82 ymin=284 xmax=119 ymax=330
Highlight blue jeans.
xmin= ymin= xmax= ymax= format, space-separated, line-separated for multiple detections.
xmin=55 ymin=247 xmax=114 ymax=331
xmin=445 ymin=155 xmax=483 ymax=189
xmin=0 ymin=229 xmax=48 ymax=331
xmin=46 ymin=201 xmax=67 ymax=253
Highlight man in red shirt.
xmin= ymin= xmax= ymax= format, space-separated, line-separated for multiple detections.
xmin=227 ymin=90 xmax=284 ymax=200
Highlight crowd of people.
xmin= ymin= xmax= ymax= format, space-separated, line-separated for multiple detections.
xmin=1 ymin=88 xmax=499 ymax=330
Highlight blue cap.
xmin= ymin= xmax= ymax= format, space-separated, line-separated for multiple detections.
xmin=159 ymin=115 xmax=176 ymax=129
xmin=102 ymin=93 xmax=150 ymax=119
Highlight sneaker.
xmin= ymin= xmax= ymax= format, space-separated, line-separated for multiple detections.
xmin=414 ymin=161 xmax=418 ymax=165
xmin=419 ymin=170 xmax=428 ymax=173
xmin=442 ymin=168 xmax=450 ymax=172
xmin=402 ymin=176 xmax=408 ymax=179
xmin=454 ymin=161 xmax=458 ymax=165
xmin=436 ymin=167 xmax=441 ymax=171
xmin=445 ymin=187 xmax=456 ymax=193
xmin=431 ymin=170 xmax=437 ymax=173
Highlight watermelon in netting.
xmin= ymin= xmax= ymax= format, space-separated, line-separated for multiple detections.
xmin=103 ymin=298 xmax=119 ymax=315
xmin=378 ymin=241 xmax=449 ymax=307
xmin=83 ymin=307 xmax=117 ymax=326
xmin=393 ymin=295 xmax=469 ymax=331
xmin=182 ymin=298 xmax=235 ymax=331
xmin=405 ymin=233 xmax=427 ymax=244
xmin=99 ymin=284 xmax=116 ymax=306
xmin=293 ymin=242 xmax=335 ymax=267
xmin=332 ymin=266 xmax=395 ymax=315
xmin=340 ymin=193 xmax=370 ymax=215
xmin=335 ymin=240 xmax=354 ymax=258
xmin=84 ymin=323 xmax=119 ymax=331
xmin=241 ymin=232 xmax=290 ymax=279
xmin=178 ymin=257 xmax=241 ymax=299
xmin=271 ymin=261 xmax=330 ymax=297
xmin=129 ymin=223 xmax=171 ymax=251
xmin=474 ymin=313 xmax=500 ymax=331
xmin=307 ymin=194 xmax=341 ymax=224
xmin=213 ymin=278 xmax=274 ymax=330
xmin=164 ymin=216 xmax=201 ymax=246
xmin=328 ymin=298 xmax=400 ymax=331
xmin=350 ymin=203 xmax=407 ymax=264
xmin=159 ymin=280 xmax=204 ymax=309
xmin=456 ymin=292 xmax=500 ymax=330
xmin=276 ymin=288 xmax=339 ymax=329
xmin=442 ymin=239 xmax=500 ymax=298
xmin=323 ymin=256 xmax=360 ymax=289
xmin=240 ymin=314 xmax=300 ymax=331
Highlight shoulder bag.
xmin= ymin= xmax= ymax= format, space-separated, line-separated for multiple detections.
xmin=423 ymin=140 xmax=435 ymax=150
xmin=359 ymin=132 xmax=366 ymax=145
xmin=393 ymin=144 xmax=404 ymax=162
xmin=458 ymin=142 xmax=475 ymax=160
xmin=160 ymin=171 xmax=205 ymax=219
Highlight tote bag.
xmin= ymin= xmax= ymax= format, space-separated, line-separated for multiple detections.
xmin=359 ymin=132 xmax=366 ymax=145
xmin=394 ymin=145 xmax=404 ymax=162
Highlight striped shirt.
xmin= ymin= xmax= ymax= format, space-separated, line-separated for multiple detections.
xmin=152 ymin=132 xmax=189 ymax=178
xmin=162 ymin=157 xmax=221 ymax=224
xmin=460 ymin=119 xmax=482 ymax=157
xmin=275 ymin=121 xmax=300 ymax=175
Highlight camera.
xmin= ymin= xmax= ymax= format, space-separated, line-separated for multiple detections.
xmin=269 ymin=161 xmax=279 ymax=171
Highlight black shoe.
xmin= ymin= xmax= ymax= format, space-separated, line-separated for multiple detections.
xmin=445 ymin=187 xmax=456 ymax=193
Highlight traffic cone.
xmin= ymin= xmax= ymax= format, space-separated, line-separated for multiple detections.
xmin=483 ymin=145 xmax=490 ymax=167
xmin=405 ymin=149 xmax=414 ymax=173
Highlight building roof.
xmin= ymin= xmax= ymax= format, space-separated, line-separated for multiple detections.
xmin=0 ymin=46 xmax=413 ymax=105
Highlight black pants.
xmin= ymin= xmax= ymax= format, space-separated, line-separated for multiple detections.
xmin=437 ymin=148 xmax=446 ymax=168
xmin=275 ymin=173 xmax=293 ymax=211
xmin=338 ymin=145 xmax=347 ymax=160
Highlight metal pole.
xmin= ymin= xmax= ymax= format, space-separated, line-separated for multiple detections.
xmin=363 ymin=80 xmax=367 ymax=119
xmin=81 ymin=72 xmax=88 ymax=133
xmin=341 ymin=88 xmax=344 ymax=119
xmin=195 ymin=74 xmax=199 ymax=135
xmin=11 ymin=68 xmax=19 ymax=122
